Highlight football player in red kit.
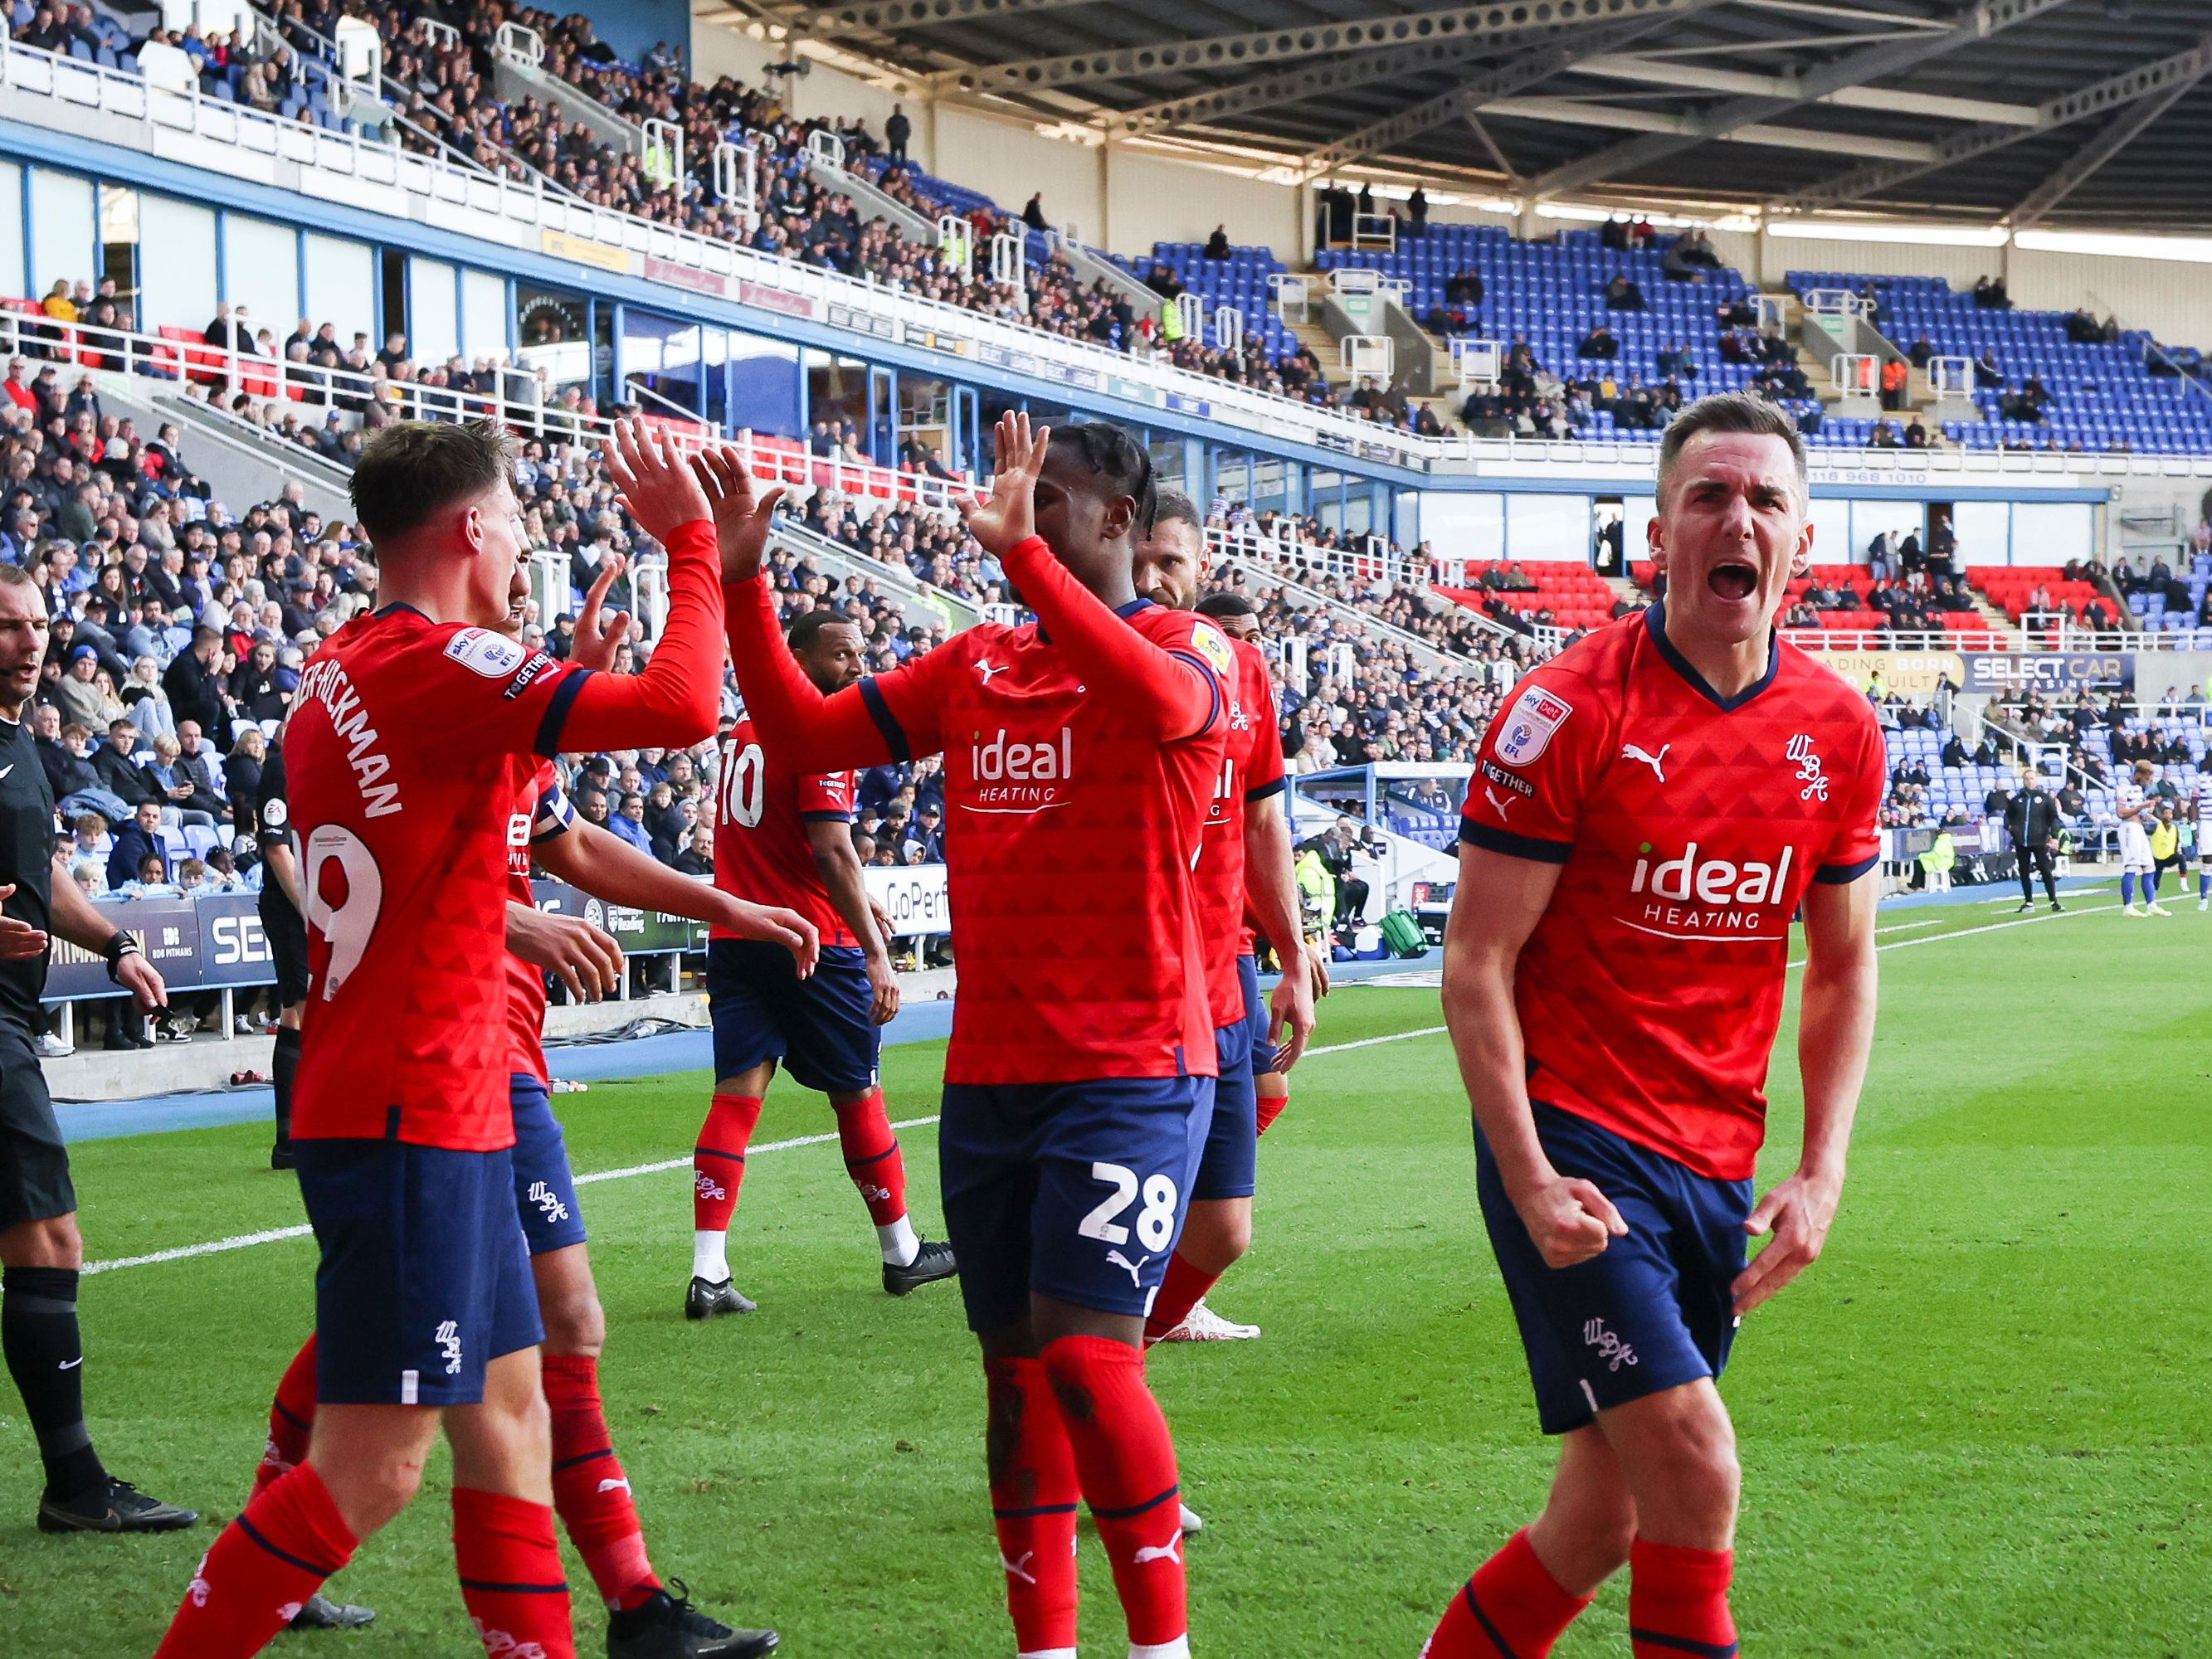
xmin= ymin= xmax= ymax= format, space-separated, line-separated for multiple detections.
xmin=153 ymin=419 xmax=731 ymax=1659
xmin=1129 ymin=496 xmax=1319 ymax=1350
xmin=709 ymin=412 xmax=1229 ymax=1659
xmin=244 ymin=552 xmax=812 ymax=1655
xmin=689 ymin=607 xmax=957 ymax=1316
xmin=1423 ymin=394 xmax=1882 ymax=1659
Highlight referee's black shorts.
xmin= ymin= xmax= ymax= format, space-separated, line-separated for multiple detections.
xmin=0 ymin=1018 xmax=73 ymax=1229
xmin=261 ymin=883 xmax=309 ymax=1007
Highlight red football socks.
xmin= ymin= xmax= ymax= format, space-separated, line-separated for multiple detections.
xmin=255 ymin=1333 xmax=319 ymax=1491
xmin=455 ymin=1486 xmax=575 ymax=1659
xmin=1142 ymin=1255 xmax=1220 ymax=1347
xmin=153 ymin=1462 xmax=356 ymax=1658
xmin=833 ymin=1089 xmax=909 ymax=1226
xmin=1421 ymin=1528 xmax=1595 ymax=1659
xmin=1255 ymin=1091 xmax=1288 ymax=1137
xmin=1630 ymin=1539 xmax=1737 ymax=1659
xmin=1039 ymin=1335 xmax=1186 ymax=1653
xmin=984 ymin=1354 xmax=1080 ymax=1657
xmin=543 ymin=1353 xmax=659 ymax=1611
xmin=693 ymin=1093 xmax=762 ymax=1234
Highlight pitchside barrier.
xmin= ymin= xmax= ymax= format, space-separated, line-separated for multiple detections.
xmin=41 ymin=868 xmax=953 ymax=1042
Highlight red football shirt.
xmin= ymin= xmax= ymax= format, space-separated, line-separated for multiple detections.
xmin=860 ymin=597 xmax=1231 ymax=1084
xmin=1193 ymin=636 xmax=1286 ymax=1028
xmin=289 ymin=610 xmax=589 ymax=1151
xmin=712 ymin=717 xmax=858 ymax=949
xmin=1458 ymin=605 xmax=1883 ymax=1180
xmin=504 ymin=759 xmax=576 ymax=1085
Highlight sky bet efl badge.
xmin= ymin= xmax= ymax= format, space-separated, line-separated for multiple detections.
xmin=1497 ymin=685 xmax=1571 ymax=767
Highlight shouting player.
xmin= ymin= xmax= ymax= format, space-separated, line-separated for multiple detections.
xmin=243 ymin=552 xmax=809 ymax=1652
xmin=711 ymin=412 xmax=1228 ymax=1659
xmin=1425 ymin=394 xmax=1882 ymax=1659
xmin=688 ymin=606 xmax=957 ymax=1317
xmin=153 ymin=418 xmax=731 ymax=1659
xmin=1131 ymin=497 xmax=1318 ymax=1352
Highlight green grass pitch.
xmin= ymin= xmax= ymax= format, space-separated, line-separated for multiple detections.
xmin=2 ymin=892 xmax=2207 ymax=1656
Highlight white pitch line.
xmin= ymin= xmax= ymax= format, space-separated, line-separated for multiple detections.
xmin=82 ymin=1117 xmax=943 ymax=1277
xmin=85 ymin=1029 xmax=1464 ymax=1277
xmin=80 ymin=902 xmax=2122 ymax=1280
xmin=1789 ymin=900 xmax=2122 ymax=968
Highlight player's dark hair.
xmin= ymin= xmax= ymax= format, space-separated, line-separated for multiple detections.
xmin=787 ymin=608 xmax=860 ymax=653
xmin=1195 ymin=591 xmax=1256 ymax=622
xmin=1151 ymin=488 xmax=1202 ymax=536
xmin=1656 ymin=392 xmax=1808 ymax=504
xmin=1047 ymin=422 xmax=1156 ymax=537
xmin=348 ymin=419 xmax=514 ymax=545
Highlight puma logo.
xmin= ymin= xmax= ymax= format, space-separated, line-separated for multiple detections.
xmin=1621 ymin=742 xmax=1669 ymax=783
xmin=1104 ymin=1249 xmax=1151 ymax=1288
xmin=1484 ymin=786 xmax=1513 ymax=818
xmin=1000 ymin=1550 xmax=1035 ymax=1585
xmin=976 ymin=660 xmax=1010 ymax=685
xmin=1133 ymin=1536 xmax=1182 ymax=1567
xmin=596 ymin=1477 xmax=631 ymax=1496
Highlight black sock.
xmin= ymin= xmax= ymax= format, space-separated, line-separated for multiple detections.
xmin=272 ymin=1024 xmax=302 ymax=1146
xmin=2 ymin=1266 xmax=107 ymax=1501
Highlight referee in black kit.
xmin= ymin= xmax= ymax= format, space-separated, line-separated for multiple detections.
xmin=2005 ymin=770 xmax=2064 ymax=914
xmin=0 ymin=567 xmax=197 ymax=1532
xmin=254 ymin=738 xmax=309 ymax=1169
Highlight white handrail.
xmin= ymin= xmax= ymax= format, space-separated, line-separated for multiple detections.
xmin=0 ymin=309 xmax=977 ymax=521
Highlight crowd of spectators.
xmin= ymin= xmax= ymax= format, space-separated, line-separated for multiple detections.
xmin=192 ymin=3 xmax=1345 ymax=407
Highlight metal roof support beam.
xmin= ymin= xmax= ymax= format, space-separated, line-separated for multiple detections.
xmin=1465 ymin=114 xmax=1519 ymax=186
xmin=941 ymin=0 xmax=1718 ymax=97
xmin=1572 ymin=53 xmax=2040 ymax=124
xmin=1527 ymin=0 xmax=2075 ymax=202
xmin=1116 ymin=39 xmax=1488 ymax=138
xmin=1779 ymin=36 xmax=2212 ymax=213
xmin=2005 ymin=66 xmax=2211 ymax=230
xmin=1484 ymin=98 xmax=1937 ymax=159
xmin=1288 ymin=2 xmax=1730 ymax=183
xmin=785 ymin=0 xmax=1103 ymax=40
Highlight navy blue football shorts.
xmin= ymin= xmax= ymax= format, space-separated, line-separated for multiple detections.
xmin=1239 ymin=952 xmax=1278 ymax=1076
xmin=1475 ymin=1100 xmax=1752 ymax=1435
xmin=509 ymin=1073 xmax=587 ymax=1257
xmin=1191 ymin=964 xmax=1260 ymax=1202
xmin=296 ymin=1136 xmax=543 ymax=1408
xmin=938 ymin=1076 xmax=1216 ymax=1334
xmin=708 ymin=939 xmax=879 ymax=1094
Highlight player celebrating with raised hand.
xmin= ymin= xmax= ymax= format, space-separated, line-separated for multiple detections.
xmin=1425 ymin=394 xmax=1883 ymax=1659
xmin=153 ymin=416 xmax=729 ymax=1659
xmin=241 ymin=551 xmax=809 ymax=1655
xmin=707 ymin=411 xmax=1230 ymax=1659
xmin=1129 ymin=497 xmax=1319 ymax=1353
xmin=687 ymin=606 xmax=957 ymax=1319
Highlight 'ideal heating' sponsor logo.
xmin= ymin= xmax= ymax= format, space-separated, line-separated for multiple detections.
xmin=967 ymin=727 xmax=1074 ymax=812
xmin=1626 ymin=839 xmax=1795 ymax=934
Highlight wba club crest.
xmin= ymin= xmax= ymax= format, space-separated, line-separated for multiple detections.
xmin=1496 ymin=686 xmax=1573 ymax=768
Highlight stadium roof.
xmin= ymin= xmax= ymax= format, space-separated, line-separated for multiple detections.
xmin=710 ymin=0 xmax=2212 ymax=231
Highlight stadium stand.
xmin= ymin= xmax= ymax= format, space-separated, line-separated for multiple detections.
xmin=1789 ymin=271 xmax=2212 ymax=456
